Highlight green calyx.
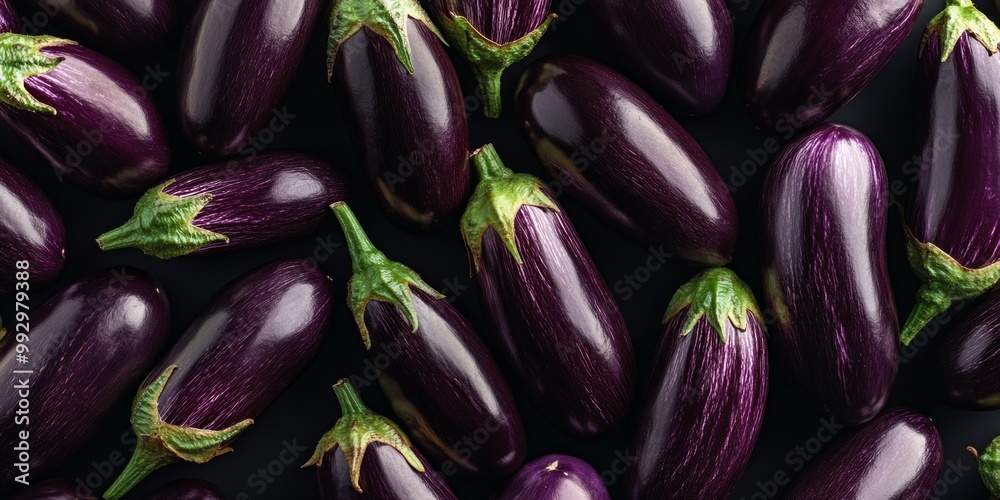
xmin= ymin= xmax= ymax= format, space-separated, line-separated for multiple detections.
xmin=969 ymin=436 xmax=1000 ymax=498
xmin=922 ymin=0 xmax=1000 ymax=61
xmin=96 ymin=180 xmax=229 ymax=259
xmin=302 ymin=379 xmax=424 ymax=493
xmin=663 ymin=267 xmax=763 ymax=343
xmin=0 ymin=33 xmax=74 ymax=114
xmin=326 ymin=0 xmax=445 ymax=78
xmin=460 ymin=144 xmax=559 ymax=273
xmin=103 ymin=366 xmax=253 ymax=500
xmin=331 ymin=202 xmax=443 ymax=349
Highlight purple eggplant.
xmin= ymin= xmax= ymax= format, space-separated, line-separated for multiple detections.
xmin=738 ymin=0 xmax=922 ymax=130
xmin=969 ymin=436 xmax=1000 ymax=498
xmin=0 ymin=34 xmax=170 ymax=198
xmin=459 ymin=144 xmax=634 ymax=439
xmin=934 ymin=288 xmax=1000 ymax=410
xmin=103 ymin=260 xmax=333 ymax=499
xmin=762 ymin=124 xmax=898 ymax=425
xmin=332 ymin=202 xmax=526 ymax=477
xmin=0 ymin=0 xmax=18 ymax=32
xmin=624 ymin=268 xmax=768 ymax=499
xmin=10 ymin=480 xmax=94 ymax=499
xmin=178 ymin=0 xmax=322 ymax=157
xmin=785 ymin=408 xmax=942 ymax=499
xmin=589 ymin=0 xmax=733 ymax=115
xmin=96 ymin=152 xmax=351 ymax=259
xmin=516 ymin=55 xmax=739 ymax=266
xmin=901 ymin=1 xmax=1000 ymax=344
xmin=305 ymin=379 xmax=458 ymax=500
xmin=0 ymin=268 xmax=170 ymax=490
xmin=327 ymin=0 xmax=470 ymax=232
xmin=0 ymin=157 xmax=66 ymax=293
xmin=496 ymin=454 xmax=609 ymax=500
xmin=143 ymin=479 xmax=224 ymax=500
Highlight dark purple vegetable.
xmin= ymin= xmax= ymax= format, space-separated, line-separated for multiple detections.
xmin=332 ymin=202 xmax=525 ymax=477
xmin=0 ymin=34 xmax=170 ymax=198
xmin=459 ymin=144 xmax=634 ymax=439
xmin=0 ymin=157 xmax=66 ymax=293
xmin=143 ymin=479 xmax=224 ymax=500
xmin=516 ymin=55 xmax=739 ymax=266
xmin=103 ymin=260 xmax=334 ymax=499
xmin=496 ymin=454 xmax=610 ymax=500
xmin=96 ymin=152 xmax=351 ymax=259
xmin=178 ymin=0 xmax=322 ymax=157
xmin=10 ymin=480 xmax=94 ymax=499
xmin=785 ymin=408 xmax=942 ymax=499
xmin=969 ymin=436 xmax=1000 ymax=498
xmin=762 ymin=124 xmax=898 ymax=425
xmin=738 ymin=0 xmax=922 ymax=130
xmin=0 ymin=268 xmax=170 ymax=490
xmin=934 ymin=288 xmax=1000 ymax=410
xmin=306 ymin=380 xmax=458 ymax=500
xmin=0 ymin=0 xmax=19 ymax=32
xmin=327 ymin=0 xmax=470 ymax=232
xmin=589 ymin=0 xmax=733 ymax=115
xmin=624 ymin=268 xmax=768 ymax=499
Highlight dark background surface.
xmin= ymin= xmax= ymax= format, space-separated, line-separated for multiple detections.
xmin=1 ymin=0 xmax=995 ymax=498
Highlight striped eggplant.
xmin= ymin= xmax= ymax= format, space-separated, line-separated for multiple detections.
xmin=305 ymin=380 xmax=458 ymax=500
xmin=589 ymin=0 xmax=733 ymax=115
xmin=460 ymin=144 xmax=634 ymax=439
xmin=0 ymin=157 xmax=66 ymax=293
xmin=969 ymin=436 xmax=1000 ymax=498
xmin=103 ymin=260 xmax=333 ymax=499
xmin=762 ymin=124 xmax=898 ymax=425
xmin=516 ymin=55 xmax=739 ymax=266
xmin=901 ymin=0 xmax=1000 ymax=344
xmin=785 ymin=408 xmax=942 ymax=499
xmin=96 ymin=152 xmax=351 ymax=259
xmin=0 ymin=33 xmax=170 ymax=197
xmin=10 ymin=480 xmax=93 ymax=499
xmin=497 ymin=454 xmax=610 ymax=500
xmin=332 ymin=202 xmax=526 ymax=477
xmin=0 ymin=0 xmax=18 ymax=32
xmin=738 ymin=0 xmax=922 ymax=130
xmin=0 ymin=268 xmax=170 ymax=490
xmin=935 ymin=288 xmax=1000 ymax=410
xmin=178 ymin=0 xmax=322 ymax=157
xmin=424 ymin=0 xmax=554 ymax=117
xmin=327 ymin=0 xmax=470 ymax=232
xmin=624 ymin=268 xmax=768 ymax=499
xmin=144 ymin=479 xmax=224 ymax=500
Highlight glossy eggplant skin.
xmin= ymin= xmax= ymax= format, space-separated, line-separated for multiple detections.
xmin=0 ymin=43 xmax=171 ymax=198
xmin=589 ymin=0 xmax=733 ymax=115
xmin=333 ymin=20 xmax=470 ymax=232
xmin=785 ymin=408 xmax=943 ymax=499
xmin=0 ymin=0 xmax=18 ymax=32
xmin=0 ymin=157 xmax=66 ymax=293
xmin=143 ymin=479 xmax=224 ymax=500
xmin=762 ymin=124 xmax=898 ymax=425
xmin=0 ymin=268 xmax=170 ymax=489
xmin=318 ymin=444 xmax=457 ymax=500
xmin=516 ymin=55 xmax=739 ymax=266
xmin=935 ymin=288 xmax=1000 ymax=410
xmin=496 ymin=454 xmax=610 ymax=500
xmin=738 ymin=0 xmax=922 ymax=130
xmin=178 ymin=0 xmax=322 ymax=157
xmin=10 ymin=480 xmax=94 ymax=499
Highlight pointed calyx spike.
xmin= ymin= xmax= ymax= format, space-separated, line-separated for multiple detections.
xmin=302 ymin=379 xmax=425 ymax=493
xmin=459 ymin=144 xmax=559 ymax=273
xmin=0 ymin=33 xmax=75 ymax=114
xmin=921 ymin=0 xmax=1000 ymax=61
xmin=326 ymin=0 xmax=445 ymax=79
xmin=96 ymin=180 xmax=229 ymax=259
xmin=663 ymin=267 xmax=763 ymax=343
xmin=330 ymin=202 xmax=443 ymax=349
xmin=969 ymin=436 xmax=1000 ymax=498
xmin=102 ymin=365 xmax=254 ymax=500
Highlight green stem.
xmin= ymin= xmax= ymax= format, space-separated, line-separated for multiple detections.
xmin=471 ymin=144 xmax=513 ymax=182
xmin=899 ymin=285 xmax=952 ymax=344
xmin=947 ymin=0 xmax=973 ymax=7
xmin=331 ymin=202 xmax=386 ymax=275
xmin=102 ymin=438 xmax=177 ymax=500
xmin=333 ymin=379 xmax=368 ymax=416
xmin=474 ymin=69 xmax=503 ymax=119
xmin=95 ymin=224 xmax=138 ymax=251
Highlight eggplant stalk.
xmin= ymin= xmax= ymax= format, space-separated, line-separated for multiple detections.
xmin=969 ymin=437 xmax=1000 ymax=498
xmin=922 ymin=0 xmax=1000 ymax=61
xmin=0 ymin=33 xmax=74 ymax=114
xmin=664 ymin=267 xmax=762 ymax=342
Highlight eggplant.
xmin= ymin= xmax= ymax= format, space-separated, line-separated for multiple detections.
xmin=332 ymin=202 xmax=526 ymax=477
xmin=103 ymin=260 xmax=333 ymax=499
xmin=96 ymin=152 xmax=351 ymax=259
xmin=459 ymin=144 xmax=634 ymax=439
xmin=0 ymin=157 xmax=66 ymax=293
xmin=785 ymin=408 xmax=943 ymax=499
xmin=934 ymin=288 xmax=1000 ymax=409
xmin=143 ymin=479 xmax=224 ymax=500
xmin=738 ymin=0 xmax=922 ymax=130
xmin=589 ymin=0 xmax=733 ymax=115
xmin=762 ymin=124 xmax=898 ymax=425
xmin=424 ymin=0 xmax=554 ymax=118
xmin=178 ymin=0 xmax=322 ymax=157
xmin=0 ymin=34 xmax=170 ymax=198
xmin=624 ymin=268 xmax=768 ymax=499
xmin=901 ymin=1 xmax=1000 ymax=344
xmin=10 ymin=480 xmax=94 ymax=499
xmin=496 ymin=454 xmax=610 ymax=500
xmin=969 ymin=436 xmax=1000 ymax=498
xmin=0 ymin=0 xmax=18 ymax=32
xmin=305 ymin=379 xmax=458 ymax=500
xmin=0 ymin=268 xmax=170 ymax=490
xmin=516 ymin=55 xmax=739 ymax=266
xmin=327 ymin=0 xmax=470 ymax=232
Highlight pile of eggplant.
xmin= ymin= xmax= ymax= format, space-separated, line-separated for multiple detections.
xmin=4 ymin=0 xmax=1000 ymax=498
